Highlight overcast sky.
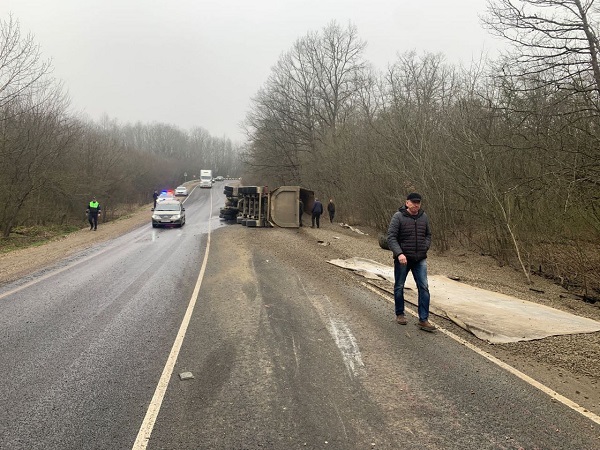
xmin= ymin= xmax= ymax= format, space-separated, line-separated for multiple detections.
xmin=2 ymin=0 xmax=503 ymax=142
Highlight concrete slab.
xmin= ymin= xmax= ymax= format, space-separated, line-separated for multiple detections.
xmin=328 ymin=257 xmax=600 ymax=344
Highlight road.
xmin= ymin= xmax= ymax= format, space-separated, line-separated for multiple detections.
xmin=0 ymin=185 xmax=598 ymax=449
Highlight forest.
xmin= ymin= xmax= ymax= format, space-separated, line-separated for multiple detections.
xmin=241 ymin=1 xmax=600 ymax=301
xmin=1 ymin=1 xmax=599 ymax=301
xmin=0 ymin=16 xmax=243 ymax=242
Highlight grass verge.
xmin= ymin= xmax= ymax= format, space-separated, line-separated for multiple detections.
xmin=0 ymin=224 xmax=81 ymax=254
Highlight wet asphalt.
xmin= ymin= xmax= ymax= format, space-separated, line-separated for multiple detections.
xmin=0 ymin=185 xmax=598 ymax=449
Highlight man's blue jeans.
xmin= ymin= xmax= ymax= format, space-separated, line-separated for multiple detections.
xmin=393 ymin=258 xmax=430 ymax=322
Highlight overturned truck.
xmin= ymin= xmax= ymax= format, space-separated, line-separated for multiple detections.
xmin=220 ymin=185 xmax=314 ymax=228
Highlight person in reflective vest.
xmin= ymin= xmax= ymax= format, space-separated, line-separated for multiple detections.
xmin=86 ymin=197 xmax=101 ymax=231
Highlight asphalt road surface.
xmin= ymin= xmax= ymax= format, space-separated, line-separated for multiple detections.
xmin=1 ymin=185 xmax=599 ymax=449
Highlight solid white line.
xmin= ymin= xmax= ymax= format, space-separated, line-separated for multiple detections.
xmin=132 ymin=190 xmax=213 ymax=449
xmin=361 ymin=282 xmax=600 ymax=426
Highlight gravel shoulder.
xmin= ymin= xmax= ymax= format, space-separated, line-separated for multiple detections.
xmin=2 ymin=206 xmax=599 ymax=416
xmin=294 ymin=223 xmax=600 ymax=418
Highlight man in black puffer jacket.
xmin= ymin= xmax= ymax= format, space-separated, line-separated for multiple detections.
xmin=387 ymin=192 xmax=435 ymax=331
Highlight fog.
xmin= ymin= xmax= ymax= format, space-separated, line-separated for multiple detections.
xmin=2 ymin=0 xmax=502 ymax=142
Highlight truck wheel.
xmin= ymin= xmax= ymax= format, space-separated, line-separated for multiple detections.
xmin=220 ymin=207 xmax=239 ymax=215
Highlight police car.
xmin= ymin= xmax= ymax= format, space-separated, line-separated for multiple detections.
xmin=157 ymin=189 xmax=175 ymax=201
xmin=152 ymin=199 xmax=186 ymax=228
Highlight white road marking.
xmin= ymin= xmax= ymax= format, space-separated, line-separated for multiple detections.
xmin=299 ymin=279 xmax=366 ymax=379
xmin=292 ymin=334 xmax=300 ymax=374
xmin=327 ymin=317 xmax=366 ymax=379
xmin=132 ymin=189 xmax=214 ymax=449
xmin=361 ymin=282 xmax=600 ymax=426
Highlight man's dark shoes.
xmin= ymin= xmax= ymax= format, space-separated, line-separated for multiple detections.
xmin=418 ymin=320 xmax=436 ymax=332
xmin=396 ymin=314 xmax=407 ymax=325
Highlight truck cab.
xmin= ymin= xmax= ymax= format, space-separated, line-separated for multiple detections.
xmin=200 ymin=170 xmax=213 ymax=188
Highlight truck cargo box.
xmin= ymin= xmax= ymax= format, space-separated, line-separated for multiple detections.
xmin=269 ymin=186 xmax=314 ymax=228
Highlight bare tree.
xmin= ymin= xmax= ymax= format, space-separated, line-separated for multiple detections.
xmin=244 ymin=21 xmax=371 ymax=189
xmin=484 ymin=0 xmax=600 ymax=107
xmin=480 ymin=1 xmax=600 ymax=286
xmin=0 ymin=85 xmax=76 ymax=237
xmin=0 ymin=16 xmax=77 ymax=237
xmin=0 ymin=15 xmax=52 ymax=113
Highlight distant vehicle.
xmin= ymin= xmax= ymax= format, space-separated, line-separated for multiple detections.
xmin=200 ymin=169 xmax=213 ymax=188
xmin=215 ymin=176 xmax=224 ymax=182
xmin=152 ymin=200 xmax=186 ymax=228
xmin=175 ymin=186 xmax=188 ymax=196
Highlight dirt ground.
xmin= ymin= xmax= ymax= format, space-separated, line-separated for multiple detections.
xmin=1 ymin=205 xmax=599 ymax=417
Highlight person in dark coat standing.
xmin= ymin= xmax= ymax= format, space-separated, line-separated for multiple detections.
xmin=386 ymin=192 xmax=435 ymax=332
xmin=311 ymin=198 xmax=323 ymax=228
xmin=327 ymin=198 xmax=336 ymax=223
xmin=87 ymin=196 xmax=101 ymax=231
xmin=153 ymin=190 xmax=159 ymax=209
